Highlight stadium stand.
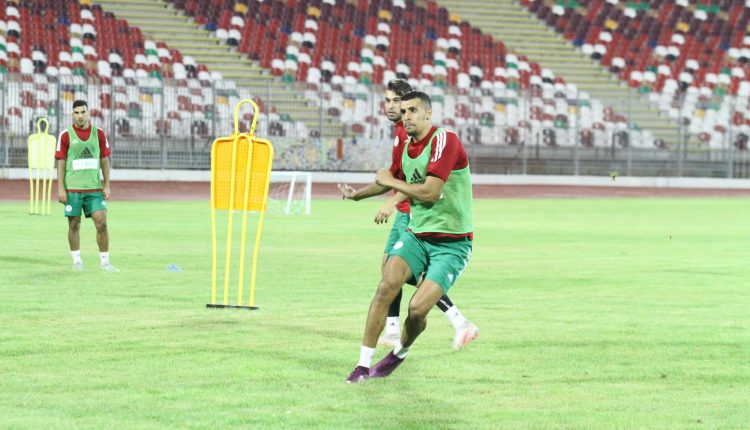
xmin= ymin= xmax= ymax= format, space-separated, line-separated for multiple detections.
xmin=101 ymin=0 xmax=347 ymax=137
xmin=0 ymin=0 xmax=648 ymax=146
xmin=0 ymin=0 xmax=340 ymax=140
xmin=0 ymin=0 xmax=233 ymax=139
xmin=170 ymin=0 xmax=641 ymax=146
xmin=522 ymin=0 xmax=750 ymax=149
xmin=3 ymin=0 xmax=748 ymax=151
xmin=438 ymin=0 xmax=672 ymax=145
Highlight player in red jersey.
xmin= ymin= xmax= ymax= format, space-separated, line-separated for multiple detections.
xmin=339 ymin=80 xmax=477 ymax=351
xmin=55 ymin=100 xmax=118 ymax=272
xmin=342 ymin=90 xmax=477 ymax=382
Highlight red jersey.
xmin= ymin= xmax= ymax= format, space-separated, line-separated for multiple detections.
xmin=392 ymin=121 xmax=411 ymax=213
xmin=55 ymin=125 xmax=111 ymax=192
xmin=389 ymin=126 xmax=472 ymax=240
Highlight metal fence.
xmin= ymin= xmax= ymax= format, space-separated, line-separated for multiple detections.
xmin=1 ymin=72 xmax=749 ymax=178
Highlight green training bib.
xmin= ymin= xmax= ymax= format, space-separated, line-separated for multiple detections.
xmin=64 ymin=125 xmax=101 ymax=190
xmin=401 ymin=128 xmax=473 ymax=235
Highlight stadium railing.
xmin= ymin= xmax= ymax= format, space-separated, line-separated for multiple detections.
xmin=0 ymin=72 xmax=748 ymax=178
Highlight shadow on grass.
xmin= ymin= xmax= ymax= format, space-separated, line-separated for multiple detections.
xmin=0 ymin=255 xmax=57 ymax=265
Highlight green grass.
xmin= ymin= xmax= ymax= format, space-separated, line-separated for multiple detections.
xmin=1 ymin=197 xmax=749 ymax=429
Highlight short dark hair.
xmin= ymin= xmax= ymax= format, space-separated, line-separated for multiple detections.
xmin=401 ymin=91 xmax=431 ymax=109
xmin=72 ymin=100 xmax=88 ymax=110
xmin=386 ymin=79 xmax=412 ymax=97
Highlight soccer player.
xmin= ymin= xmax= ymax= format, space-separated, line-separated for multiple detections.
xmin=342 ymin=91 xmax=475 ymax=383
xmin=341 ymin=79 xmax=478 ymax=350
xmin=56 ymin=99 xmax=118 ymax=272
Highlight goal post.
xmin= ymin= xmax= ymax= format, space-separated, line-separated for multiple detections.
xmin=268 ymin=171 xmax=312 ymax=215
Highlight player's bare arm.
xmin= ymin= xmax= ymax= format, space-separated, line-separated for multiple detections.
xmin=101 ymin=156 xmax=111 ymax=200
xmin=338 ymin=181 xmax=390 ymax=201
xmin=57 ymin=158 xmax=67 ymax=204
xmin=374 ymin=192 xmax=407 ymax=224
xmin=375 ymin=168 xmax=445 ymax=203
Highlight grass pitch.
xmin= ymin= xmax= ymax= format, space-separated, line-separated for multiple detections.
xmin=1 ymin=197 xmax=749 ymax=429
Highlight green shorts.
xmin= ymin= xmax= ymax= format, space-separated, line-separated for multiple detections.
xmin=64 ymin=191 xmax=107 ymax=218
xmin=388 ymin=230 xmax=472 ymax=294
xmin=383 ymin=210 xmax=410 ymax=254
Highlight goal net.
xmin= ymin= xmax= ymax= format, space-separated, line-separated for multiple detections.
xmin=266 ymin=171 xmax=312 ymax=215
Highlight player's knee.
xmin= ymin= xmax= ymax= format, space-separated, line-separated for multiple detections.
xmin=375 ymin=279 xmax=400 ymax=303
xmin=382 ymin=258 xmax=410 ymax=286
xmin=407 ymin=301 xmax=430 ymax=321
xmin=92 ymin=213 xmax=108 ymax=231
xmin=95 ymin=220 xmax=108 ymax=233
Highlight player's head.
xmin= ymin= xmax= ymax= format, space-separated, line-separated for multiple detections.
xmin=400 ymin=91 xmax=432 ymax=138
xmin=383 ymin=79 xmax=412 ymax=123
xmin=72 ymin=100 xmax=89 ymax=129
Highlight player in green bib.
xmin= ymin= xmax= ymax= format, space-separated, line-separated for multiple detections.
xmin=345 ymin=91 xmax=475 ymax=383
xmin=55 ymin=99 xmax=118 ymax=272
xmin=339 ymin=79 xmax=478 ymax=350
